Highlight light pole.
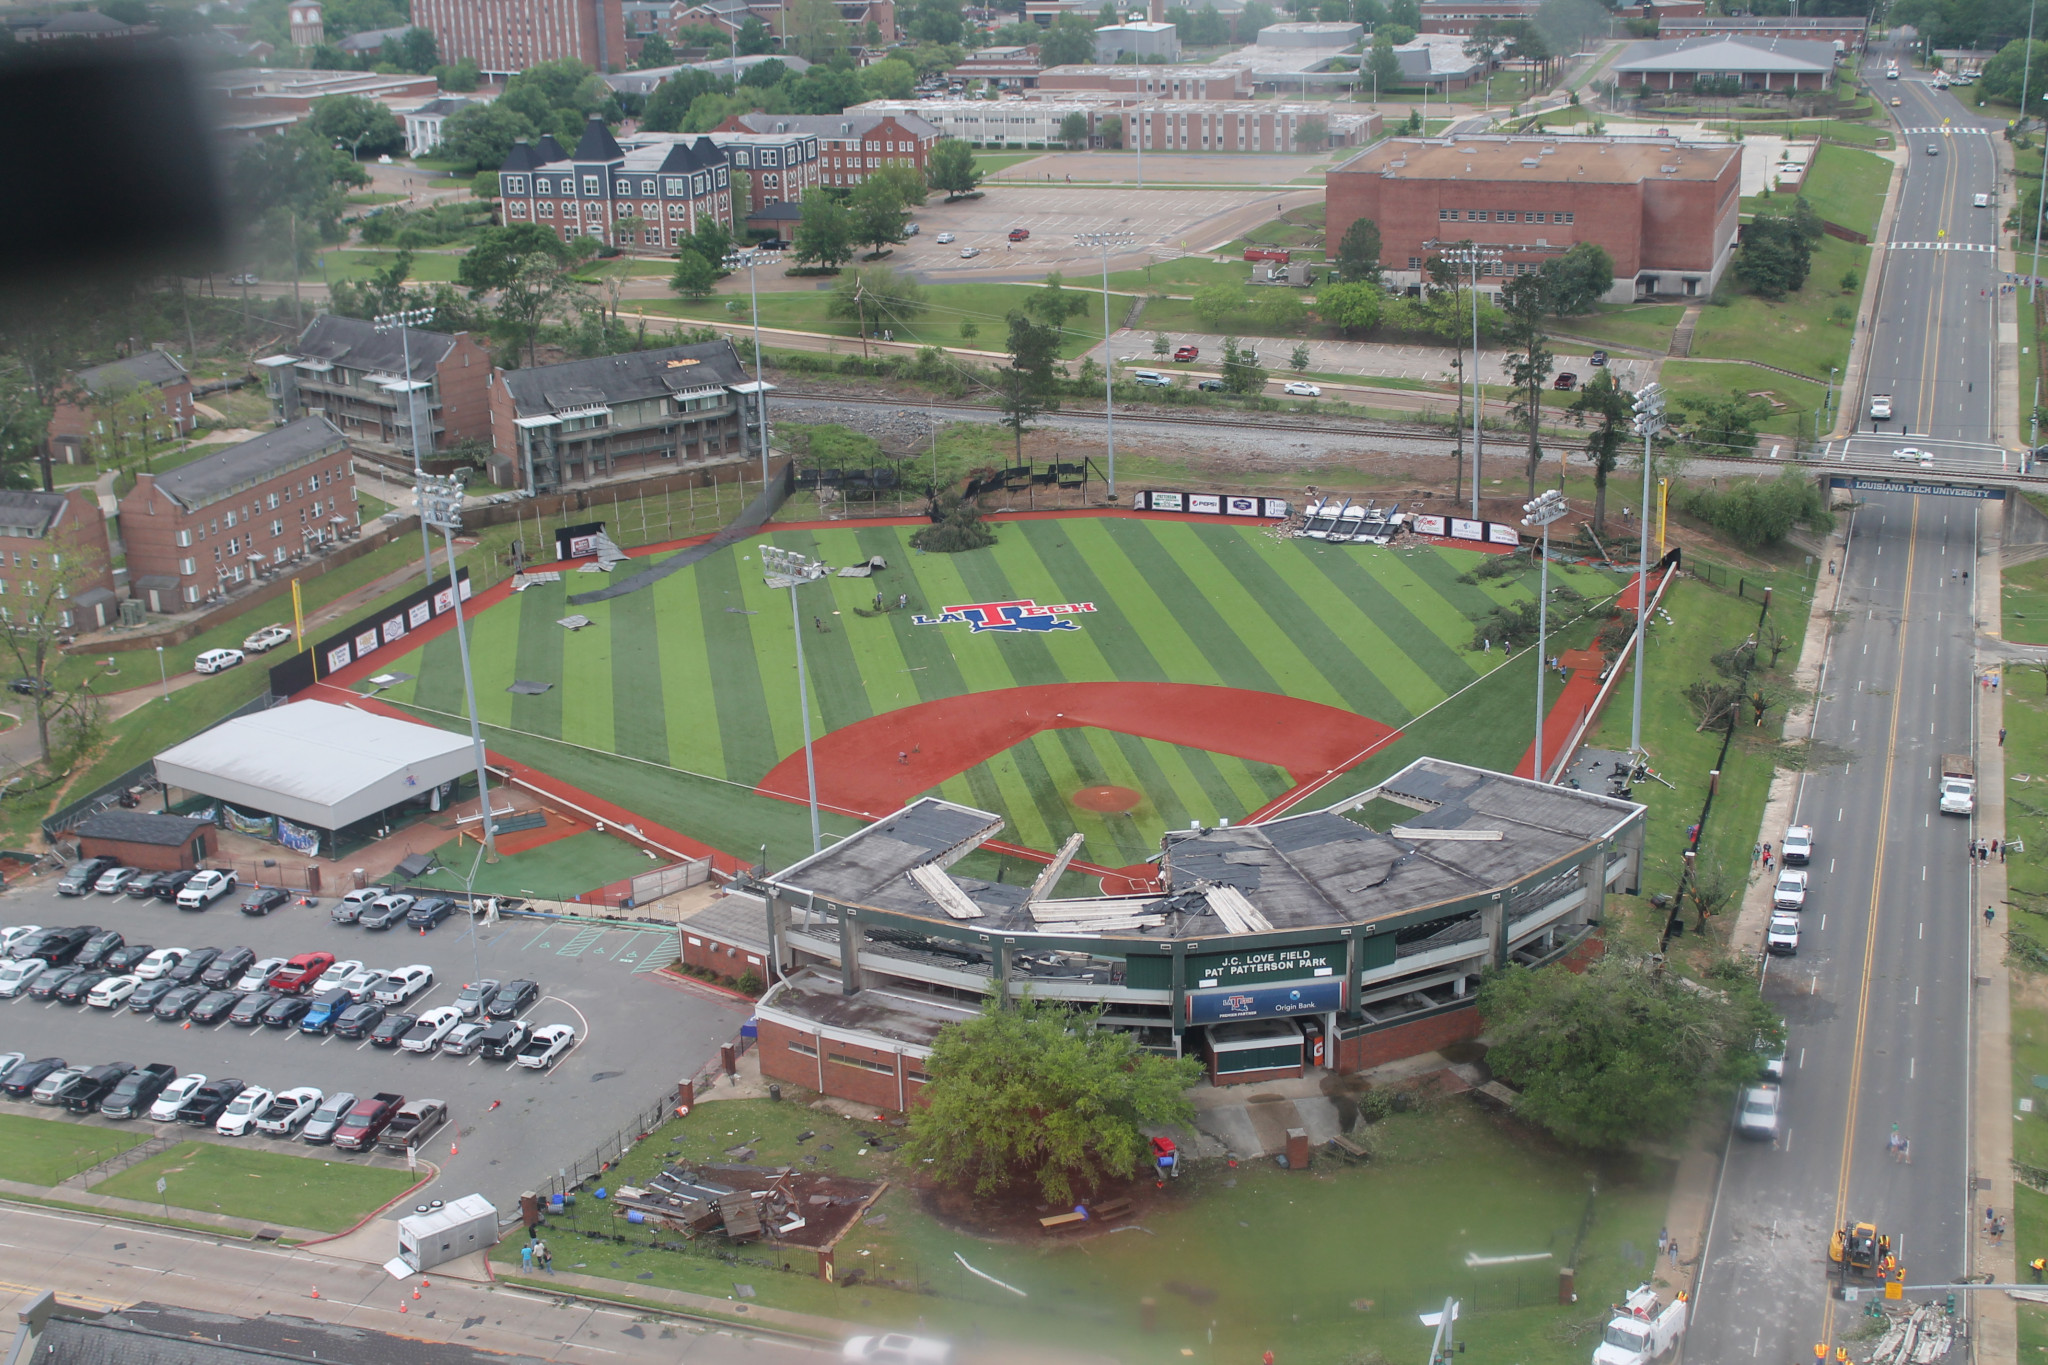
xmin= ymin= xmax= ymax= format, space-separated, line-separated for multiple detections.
xmin=374 ymin=307 xmax=438 ymax=587
xmin=1628 ymin=381 xmax=1666 ymax=759
xmin=1521 ymin=488 xmax=1567 ymax=784
xmin=1437 ymin=244 xmax=1501 ymax=518
xmin=155 ymin=645 xmax=168 ymax=702
xmin=1077 ymin=232 xmax=1137 ymax=501
xmin=724 ymin=250 xmax=775 ymax=484
xmin=419 ymin=474 xmax=497 ymax=862
xmin=761 ymin=544 xmax=826 ymax=855
xmin=2033 ymin=91 xmax=2048 ymax=293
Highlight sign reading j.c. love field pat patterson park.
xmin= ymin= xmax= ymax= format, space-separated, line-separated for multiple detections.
xmin=1192 ymin=943 xmax=1343 ymax=988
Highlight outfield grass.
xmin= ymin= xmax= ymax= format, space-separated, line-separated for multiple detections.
xmin=649 ymin=281 xmax=1125 ymax=360
xmin=509 ymin=1096 xmax=1671 ymax=1365
xmin=0 ymin=1113 xmax=149 ymax=1185
xmin=405 ymin=829 xmax=660 ymax=898
xmin=1688 ymin=232 xmax=1868 ymax=381
xmin=1553 ymin=303 xmax=1687 ymax=354
xmin=373 ymin=517 xmax=1622 ymax=867
xmin=97 ymin=1141 xmax=415 ymax=1232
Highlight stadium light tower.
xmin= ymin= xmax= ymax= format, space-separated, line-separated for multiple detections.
xmin=1434 ymin=246 xmax=1501 ymax=519
xmin=419 ymin=474 xmax=496 ymax=861
xmin=1629 ymin=382 xmax=1667 ymax=759
xmin=724 ymin=249 xmax=776 ymax=484
xmin=761 ymin=544 xmax=827 ymax=856
xmin=1521 ymin=489 xmax=1568 ymax=784
xmin=1076 ymin=231 xmax=1138 ymax=501
xmin=375 ymin=307 xmax=438 ymax=587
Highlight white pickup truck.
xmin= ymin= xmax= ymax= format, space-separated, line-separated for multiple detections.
xmin=1594 ymin=1285 xmax=1686 ymax=1365
xmin=1939 ymin=753 xmax=1976 ymax=816
xmin=1869 ymin=393 xmax=1893 ymax=420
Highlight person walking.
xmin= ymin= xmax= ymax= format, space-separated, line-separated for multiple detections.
xmin=1988 ymin=905 xmax=1998 ymax=925
xmin=520 ymin=1242 xmax=534 ymax=1273
xmin=538 ymin=1240 xmax=553 ymax=1274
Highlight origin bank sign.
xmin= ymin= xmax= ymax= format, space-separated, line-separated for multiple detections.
xmin=914 ymin=598 xmax=1097 ymax=633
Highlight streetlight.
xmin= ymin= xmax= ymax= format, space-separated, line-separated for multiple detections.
xmin=374 ymin=307 xmax=438 ymax=588
xmin=2033 ymin=91 xmax=2048 ymax=294
xmin=1816 ymin=365 xmax=1840 ymax=443
xmin=724 ymin=250 xmax=776 ymax=485
xmin=1076 ymin=231 xmax=1137 ymax=501
xmin=155 ymin=645 xmax=167 ymax=702
xmin=760 ymin=544 xmax=826 ymax=856
xmin=1521 ymin=488 xmax=1568 ymax=784
xmin=1629 ymin=382 xmax=1666 ymax=760
xmin=419 ymin=474 xmax=497 ymax=862
xmin=1437 ymin=245 xmax=1502 ymax=518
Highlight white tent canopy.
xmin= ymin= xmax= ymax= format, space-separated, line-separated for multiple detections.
xmin=154 ymin=700 xmax=473 ymax=830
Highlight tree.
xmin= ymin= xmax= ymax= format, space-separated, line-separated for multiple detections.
xmin=1238 ymin=0 xmax=1277 ymax=37
xmin=867 ymin=161 xmax=929 ymax=208
xmin=1059 ymin=111 xmax=1092 ymax=148
xmin=850 ymin=177 xmax=911 ymax=254
xmin=457 ymin=223 xmax=576 ymax=366
xmin=329 ymin=247 xmax=422 ymax=319
xmin=99 ymin=0 xmax=148 ymax=24
xmin=308 ymin=94 xmax=405 ymax=158
xmin=439 ymin=102 xmax=538 ymax=172
xmin=1979 ymin=36 xmax=2048 ymax=105
xmin=1254 ymin=288 xmax=1306 ymax=331
xmin=636 ymin=33 xmax=674 ymax=67
xmin=737 ymin=15 xmax=774 ymax=52
xmin=908 ymin=0 xmax=966 ymax=44
xmin=792 ymin=194 xmax=856 ymax=269
xmin=1289 ymin=343 xmax=1311 ymax=374
xmin=1478 ymin=955 xmax=1779 ymax=1150
xmin=0 ymin=520 xmax=113 ymax=768
xmin=1039 ymin=14 xmax=1099 ymax=63
xmin=1733 ymin=198 xmax=1823 ymax=299
xmin=1461 ymin=17 xmax=1508 ymax=101
xmin=1316 ymin=280 xmax=1383 ymax=334
xmin=1677 ymin=389 xmax=1773 ymax=456
xmin=1368 ymin=31 xmax=1403 ymax=95
xmin=1026 ymin=271 xmax=1091 ymax=333
xmin=786 ymin=0 xmax=851 ymax=62
xmin=927 ymin=138 xmax=983 ymax=199
xmin=434 ymin=58 xmax=482 ymax=91
xmin=688 ymin=217 xmax=734 ymax=274
xmin=1293 ymin=115 xmax=1328 ymax=151
xmin=829 ymin=265 xmax=927 ymax=335
xmin=230 ymin=124 xmax=368 ymax=270
xmin=1192 ymin=281 xmax=1247 ymax=329
xmin=904 ymin=997 xmax=1202 ymax=1205
xmin=1335 ymin=216 xmax=1383 ymax=284
xmin=1499 ymin=272 xmax=1553 ymax=495
xmin=911 ymin=495 xmax=1000 ymax=551
xmin=861 ymin=57 xmax=918 ymax=99
xmin=1152 ymin=332 xmax=1171 ymax=357
xmin=1537 ymin=240 xmax=1614 ymax=317
xmin=1098 ymin=113 xmax=1123 ymax=148
xmin=670 ymin=251 xmax=718 ymax=298
xmin=390 ymin=25 xmax=439 ymax=72
xmin=1220 ymin=334 xmax=1265 ymax=395
xmin=1567 ymin=368 xmax=1631 ymax=533
xmin=998 ymin=312 xmax=1062 ymax=462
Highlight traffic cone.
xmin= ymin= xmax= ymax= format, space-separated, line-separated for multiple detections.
xmin=310 ymin=1287 xmax=319 ymax=1299
xmin=398 ymin=1303 xmax=408 ymax=1314
xmin=412 ymin=1289 xmax=420 ymax=1300
xmin=450 ymin=1143 xmax=459 ymax=1156
xmin=421 ymin=1280 xmax=431 ymax=1289
xmin=181 ymin=1021 xmax=190 ymax=1029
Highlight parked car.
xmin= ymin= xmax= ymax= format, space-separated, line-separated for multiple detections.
xmin=2 ymin=1058 xmax=67 ymax=1098
xmin=93 ymin=867 xmax=140 ymax=895
xmin=147 ymin=1073 xmax=206 ymax=1122
xmin=58 ymin=1063 xmax=135 ymax=1113
xmin=1197 ymin=378 xmax=1224 ymax=392
xmin=401 ymin=1006 xmax=464 ymax=1053
xmin=99 ymin=1063 xmax=178 ymax=1120
xmin=516 ymin=1024 xmax=576 ymax=1069
xmin=256 ymin=1086 xmax=323 ymax=1136
xmin=55 ymin=859 xmax=115 ymax=895
xmin=28 ymin=927 xmax=100 ymax=965
xmin=841 ymin=1334 xmax=955 ymax=1365
xmin=1766 ymin=912 xmax=1801 ymax=955
xmin=177 ymin=870 xmax=237 ymax=909
xmin=260 ymin=995 xmax=314 ymax=1029
xmin=359 ymin=895 xmax=415 ymax=930
xmin=0 ymin=958 xmax=46 ymax=997
xmin=194 ymin=648 xmax=244 ymax=675
xmin=478 ymin=1019 xmax=532 ymax=1060
xmin=1282 ymin=381 xmax=1321 ymax=398
xmin=332 ymin=1002 xmax=387 ymax=1039
xmin=150 ymin=983 xmax=209 ymax=1019
xmin=958 ymin=247 xmax=980 ymax=259
xmin=124 ymin=872 xmax=170 ymax=900
xmin=1007 ymin=227 xmax=1029 ymax=241
xmin=452 ymin=978 xmax=502 ymax=1020
xmin=379 ymin=1098 xmax=449 ymax=1152
xmin=166 ymin=947 xmax=222 ymax=986
xmin=173 ymin=1077 xmax=247 ymax=1127
xmin=0 ymin=926 xmax=43 ymax=956
xmin=242 ymin=625 xmax=292 ymax=653
xmin=134 ymin=948 xmax=188 ymax=981
xmin=440 ymin=1022 xmax=488 ymax=1056
xmin=297 ymin=987 xmax=354 ymax=1034
xmin=103 ymin=943 xmax=154 ymax=973
xmin=485 ymin=979 xmax=539 ymax=1018
xmin=331 ymin=889 xmax=381 ymax=925
xmin=216 ymin=1085 xmax=276 ymax=1136
xmin=299 ymin=1090 xmax=357 ymax=1145
xmin=0 ymin=1054 xmax=25 ymax=1086
xmin=312 ymin=958 xmax=365 ymax=995
xmin=1736 ymin=1084 xmax=1782 ymax=1140
xmin=187 ymin=989 xmax=243 ymax=1025
xmin=74 ymin=930 xmax=125 ymax=969
xmin=407 ymin=898 xmax=456 ymax=930
xmin=1589 ymin=350 xmax=1608 ymax=367
xmin=372 ymin=965 xmax=435 ymax=1005
xmin=152 ymin=871 xmax=198 ymax=903
xmin=331 ymin=1092 xmax=404 ymax=1151
xmin=240 ymin=888 xmax=290 ymax=917
xmin=200 ymin=947 xmax=257 ymax=989
xmin=236 ymin=958 xmax=287 ymax=991
xmin=368 ymin=1012 xmax=419 ymax=1048
xmin=55 ymin=970 xmax=111 ymax=1004
xmin=1772 ymin=869 xmax=1809 ymax=911
xmin=31 ymin=1067 xmax=85 ymax=1104
xmin=85 ymin=974 xmax=142 ymax=1009
xmin=268 ymin=952 xmax=336 ymax=993
xmin=934 ymin=231 xmax=955 ymax=244
xmin=1551 ymin=373 xmax=1578 ymax=391
xmin=330 ymin=962 xmax=383 ymax=999
xmin=1172 ymin=345 xmax=1199 ymax=362
xmin=228 ymin=990 xmax=281 ymax=1025
xmin=26 ymin=966 xmax=83 ymax=1000
xmin=126 ymin=978 xmax=179 ymax=1014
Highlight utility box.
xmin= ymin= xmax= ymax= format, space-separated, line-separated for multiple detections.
xmin=397 ymin=1194 xmax=500 ymax=1272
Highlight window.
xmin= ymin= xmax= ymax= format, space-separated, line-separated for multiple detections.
xmin=1408 ymin=256 xmax=1423 ymax=270
xmin=1439 ymin=208 xmax=1455 ymax=220
xmin=1559 ymin=211 xmax=1574 ymax=224
xmin=224 ymin=511 xmax=236 ymax=529
xmin=270 ymin=519 xmax=284 ymax=538
xmin=227 ymin=536 xmax=241 ymax=556
xmin=510 ymin=201 xmax=529 ymax=218
xmin=28 ymin=556 xmax=37 ymax=571
xmin=642 ymin=200 xmax=657 ymax=218
xmin=538 ymin=201 xmax=553 ymax=218
xmin=179 ymin=556 xmax=196 ymax=575
xmin=666 ymin=202 xmax=684 ymax=219
xmin=267 ymin=493 xmax=278 ymax=510
xmin=763 ymin=172 xmax=778 ymax=187
xmin=829 ymin=1052 xmax=895 ymax=1075
xmin=664 ymin=177 xmax=685 ymax=196
xmin=505 ymin=175 xmax=527 ymax=195
xmin=582 ymin=175 xmax=599 ymax=196
xmin=175 ymin=529 xmax=191 ymax=547
xmin=1471 ymin=210 xmax=1489 ymax=222
xmin=614 ymin=179 xmax=630 ymax=195
xmin=640 ymin=178 xmax=654 ymax=195
xmin=787 ymin=1040 xmax=818 ymax=1058
xmin=182 ymin=586 xmax=199 ymax=605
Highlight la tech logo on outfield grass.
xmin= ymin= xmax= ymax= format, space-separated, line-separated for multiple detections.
xmin=914 ymin=598 xmax=1097 ymax=633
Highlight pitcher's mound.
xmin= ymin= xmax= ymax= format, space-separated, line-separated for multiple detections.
xmin=1072 ymin=785 xmax=1142 ymax=813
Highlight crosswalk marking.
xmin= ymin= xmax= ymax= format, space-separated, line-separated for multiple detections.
xmin=557 ymin=926 xmax=604 ymax=957
xmin=632 ymin=934 xmax=681 ymax=972
xmin=1899 ymin=126 xmax=1992 ymax=135
xmin=1887 ymin=241 xmax=1995 ymax=252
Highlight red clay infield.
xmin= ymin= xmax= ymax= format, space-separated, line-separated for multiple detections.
xmin=755 ymin=682 xmax=1399 ymax=819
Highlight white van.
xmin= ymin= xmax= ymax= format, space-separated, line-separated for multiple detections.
xmin=1130 ymin=370 xmax=1173 ymax=388
xmin=194 ymin=648 xmax=245 ymax=675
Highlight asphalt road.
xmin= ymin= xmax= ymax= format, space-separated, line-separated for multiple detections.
xmin=1690 ymin=43 xmax=1995 ymax=1361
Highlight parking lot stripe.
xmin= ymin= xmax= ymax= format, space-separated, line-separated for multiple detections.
xmin=630 ymin=935 xmax=679 ymax=972
xmin=556 ymin=927 xmax=604 ymax=958
xmin=521 ymin=925 xmax=554 ymax=951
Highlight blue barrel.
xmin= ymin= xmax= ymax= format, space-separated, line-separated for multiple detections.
xmin=626 ymin=1210 xmax=645 ymax=1224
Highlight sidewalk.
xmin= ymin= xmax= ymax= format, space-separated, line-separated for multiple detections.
xmin=1974 ymin=499 xmax=2018 ymax=1363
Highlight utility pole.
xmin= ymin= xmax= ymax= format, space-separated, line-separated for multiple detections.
xmin=1629 ymin=382 xmax=1667 ymax=759
xmin=1522 ymin=489 xmax=1567 ymax=783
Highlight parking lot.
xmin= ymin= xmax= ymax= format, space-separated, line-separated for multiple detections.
xmin=0 ymin=878 xmax=750 ymax=1211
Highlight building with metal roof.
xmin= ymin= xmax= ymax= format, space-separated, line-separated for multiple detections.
xmin=1612 ymin=34 xmax=1839 ymax=92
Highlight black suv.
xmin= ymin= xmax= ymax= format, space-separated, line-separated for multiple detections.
xmin=332 ymin=1001 xmax=386 ymax=1040
xmin=99 ymin=1063 xmax=177 ymax=1119
xmin=152 ymin=871 xmax=198 ymax=903
xmin=175 ymin=1077 xmax=245 ymax=1126
xmin=486 ymin=980 xmax=540 ymax=1018
xmin=199 ymin=947 xmax=256 ymax=990
xmin=58 ymin=1063 xmax=134 ymax=1113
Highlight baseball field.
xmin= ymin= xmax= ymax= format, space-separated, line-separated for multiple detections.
xmin=369 ymin=513 xmax=1624 ymax=872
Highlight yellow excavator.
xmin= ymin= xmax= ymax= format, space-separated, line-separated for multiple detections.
xmin=1829 ymin=1222 xmax=1894 ymax=1281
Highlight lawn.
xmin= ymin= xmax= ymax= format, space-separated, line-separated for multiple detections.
xmin=1551 ymin=303 xmax=1688 ymax=354
xmin=1688 ymin=232 xmax=1869 ymax=381
xmin=650 ymin=281 xmax=1127 ymax=360
xmin=305 ymin=249 xmax=467 ymax=284
xmin=96 ymin=1141 xmax=416 ymax=1232
xmin=0 ymin=1112 xmax=149 ymax=1185
xmin=2002 ymin=553 xmax=2048 ymax=646
xmin=970 ymin=151 xmax=1045 ymax=175
xmin=1658 ymin=361 xmax=1834 ymax=444
xmin=2002 ymin=681 xmax=2048 ymax=921
xmin=1796 ymin=142 xmax=1893 ymax=240
xmin=370 ymin=516 xmax=1622 ymax=868
xmin=1107 ymin=256 xmax=1256 ymax=292
xmin=403 ymin=828 xmax=661 ymax=898
xmin=503 ymin=1095 xmax=1674 ymax=1365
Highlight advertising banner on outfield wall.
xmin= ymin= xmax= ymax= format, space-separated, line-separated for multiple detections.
xmin=1186 ymin=977 xmax=1344 ymax=1023
xmin=268 ymin=567 xmax=473 ymax=697
xmin=555 ymin=522 xmax=607 ymax=560
xmin=1135 ymin=491 xmax=1290 ymax=519
xmin=1409 ymin=514 xmax=1521 ymax=547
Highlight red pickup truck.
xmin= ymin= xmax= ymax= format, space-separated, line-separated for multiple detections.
xmin=332 ymin=1092 xmax=403 ymax=1151
xmin=1243 ymin=247 xmax=1290 ymax=263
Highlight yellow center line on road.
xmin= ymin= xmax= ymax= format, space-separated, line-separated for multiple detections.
xmin=1911 ymin=121 xmax=1965 ymax=434
xmin=1820 ymin=496 xmax=1919 ymax=1348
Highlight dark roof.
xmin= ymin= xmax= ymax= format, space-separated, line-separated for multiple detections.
xmin=35 ymin=11 xmax=133 ymax=32
xmin=0 ymin=490 xmax=76 ymax=539
xmin=21 ymin=1303 xmax=552 ymax=1365
xmin=409 ymin=96 xmax=474 ymax=117
xmin=535 ymin=132 xmax=568 ymax=161
xmin=338 ymin=23 xmax=407 ymax=49
xmin=77 ymin=350 xmax=189 ymax=396
xmin=573 ymin=115 xmax=625 ymax=162
xmin=500 ymin=138 xmax=542 ymax=172
xmin=295 ymin=313 xmax=455 ymax=381
xmin=656 ymin=137 xmax=724 ymax=173
xmin=74 ymin=811 xmax=215 ymax=846
xmin=145 ymin=417 xmax=347 ymax=512
xmin=500 ymin=339 xmax=747 ymax=418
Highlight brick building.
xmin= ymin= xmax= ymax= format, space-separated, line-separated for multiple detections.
xmin=1035 ymin=63 xmax=1253 ymax=98
xmin=1612 ymin=35 xmax=1837 ymax=93
xmin=486 ymin=338 xmax=760 ymax=492
xmin=1419 ymin=0 xmax=1538 ymax=33
xmin=0 ymin=489 xmax=117 ymax=631
xmin=288 ymin=0 xmax=324 ymax=44
xmin=498 ymin=119 xmax=732 ymax=250
xmin=256 ymin=313 xmax=493 ymax=459
xmin=702 ymin=129 xmax=820 ymax=214
xmin=1325 ymin=134 xmax=1743 ymax=301
xmin=1655 ymin=15 xmax=1862 ymax=48
xmin=119 ymin=417 xmax=355 ymax=613
xmin=74 ymin=812 xmax=217 ymax=873
xmin=46 ymin=351 xmax=196 ymax=467
xmin=412 ymin=0 xmax=626 ymax=77
xmin=716 ymin=111 xmax=936 ymax=190
xmin=945 ymin=45 xmax=1042 ymax=89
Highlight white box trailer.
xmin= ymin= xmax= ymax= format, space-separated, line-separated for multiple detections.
xmin=397 ymin=1194 xmax=500 ymax=1272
